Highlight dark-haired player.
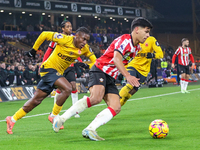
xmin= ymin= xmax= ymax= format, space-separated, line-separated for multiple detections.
xmin=6 ymin=27 xmax=96 ymax=134
xmin=53 ymin=17 xmax=153 ymax=141
xmin=41 ymin=20 xmax=86 ymax=130
xmin=120 ymin=36 xmax=163 ymax=106
xmin=172 ymin=38 xmax=195 ymax=93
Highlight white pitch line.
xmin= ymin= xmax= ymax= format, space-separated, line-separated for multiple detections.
xmin=0 ymin=88 xmax=199 ymax=123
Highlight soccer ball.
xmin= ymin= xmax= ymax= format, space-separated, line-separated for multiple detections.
xmin=149 ymin=119 xmax=169 ymax=139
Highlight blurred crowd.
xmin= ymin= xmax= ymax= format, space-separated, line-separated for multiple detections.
xmin=0 ymin=31 xmax=200 ymax=87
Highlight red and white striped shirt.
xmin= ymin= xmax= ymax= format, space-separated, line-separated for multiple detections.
xmin=95 ymin=34 xmax=140 ymax=79
xmin=172 ymin=46 xmax=194 ymax=66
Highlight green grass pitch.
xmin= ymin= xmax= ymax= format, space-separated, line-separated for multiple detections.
xmin=0 ymin=83 xmax=200 ymax=150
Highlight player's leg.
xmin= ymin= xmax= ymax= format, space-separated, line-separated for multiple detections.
xmin=66 ymin=67 xmax=80 ymax=117
xmin=50 ymin=77 xmax=72 ymax=118
xmin=53 ymin=84 xmax=105 ymax=133
xmin=184 ymin=66 xmax=190 ymax=93
xmin=120 ymin=67 xmax=146 ymax=106
xmin=83 ymin=81 xmax=120 ymax=141
xmin=6 ymin=80 xmax=49 ymax=134
xmin=53 ymin=66 xmax=106 ymax=133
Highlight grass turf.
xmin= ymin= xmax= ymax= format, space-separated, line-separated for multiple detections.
xmin=0 ymin=83 xmax=199 ymax=150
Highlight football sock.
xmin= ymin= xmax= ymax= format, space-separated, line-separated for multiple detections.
xmin=119 ymin=83 xmax=133 ymax=106
xmin=184 ymin=80 xmax=189 ymax=91
xmin=85 ymin=107 xmax=116 ymax=131
xmin=12 ymin=108 xmax=27 ymax=122
xmin=180 ymin=78 xmax=185 ymax=91
xmin=71 ymin=90 xmax=78 ymax=105
xmin=61 ymin=96 xmax=91 ymax=122
xmin=52 ymin=103 xmax=63 ymax=116
xmin=54 ymin=92 xmax=60 ymax=104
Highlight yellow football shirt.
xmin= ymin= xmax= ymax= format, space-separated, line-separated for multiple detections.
xmin=127 ymin=36 xmax=163 ymax=77
xmin=32 ymin=31 xmax=96 ymax=76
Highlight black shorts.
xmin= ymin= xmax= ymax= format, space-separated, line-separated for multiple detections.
xmin=178 ymin=65 xmax=189 ymax=74
xmin=37 ymin=67 xmax=63 ymax=95
xmin=127 ymin=67 xmax=146 ymax=91
xmin=63 ymin=67 xmax=76 ymax=82
xmin=88 ymin=65 xmax=119 ymax=96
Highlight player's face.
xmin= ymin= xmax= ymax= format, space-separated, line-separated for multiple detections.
xmin=183 ymin=40 xmax=189 ymax=47
xmin=62 ymin=22 xmax=72 ymax=35
xmin=74 ymin=32 xmax=90 ymax=49
xmin=135 ymin=26 xmax=151 ymax=44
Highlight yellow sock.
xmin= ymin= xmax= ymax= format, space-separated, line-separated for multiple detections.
xmin=13 ymin=108 xmax=27 ymax=121
xmin=52 ymin=103 xmax=63 ymax=116
xmin=119 ymin=84 xmax=133 ymax=106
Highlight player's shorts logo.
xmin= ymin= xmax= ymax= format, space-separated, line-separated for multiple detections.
xmin=99 ymin=78 xmax=104 ymax=83
xmin=56 ymin=72 xmax=61 ymax=76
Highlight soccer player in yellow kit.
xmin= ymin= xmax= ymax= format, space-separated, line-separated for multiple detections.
xmin=6 ymin=27 xmax=96 ymax=134
xmin=120 ymin=36 xmax=163 ymax=106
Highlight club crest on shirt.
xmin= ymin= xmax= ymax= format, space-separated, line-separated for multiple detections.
xmin=69 ymin=52 xmax=74 ymax=55
xmin=78 ymin=50 xmax=81 ymax=54
xmin=145 ymin=43 xmax=148 ymax=47
xmin=99 ymin=78 xmax=104 ymax=82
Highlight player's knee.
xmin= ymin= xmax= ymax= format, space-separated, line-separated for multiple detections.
xmin=90 ymin=96 xmax=103 ymax=105
xmin=113 ymin=104 xmax=121 ymax=114
xmin=33 ymin=99 xmax=42 ymax=106
xmin=70 ymin=81 xmax=76 ymax=91
xmin=63 ymin=86 xmax=72 ymax=95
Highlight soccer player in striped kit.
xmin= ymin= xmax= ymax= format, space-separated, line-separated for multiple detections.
xmin=52 ymin=17 xmax=153 ymax=141
xmin=172 ymin=38 xmax=195 ymax=93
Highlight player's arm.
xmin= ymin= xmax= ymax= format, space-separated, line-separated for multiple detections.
xmin=41 ymin=42 xmax=56 ymax=64
xmin=189 ymin=50 xmax=195 ymax=67
xmin=26 ymin=32 xmax=68 ymax=58
xmin=146 ymin=39 xmax=163 ymax=59
xmin=171 ymin=54 xmax=177 ymax=68
xmin=113 ymin=51 xmax=140 ymax=87
xmin=171 ymin=48 xmax=180 ymax=68
xmin=77 ymin=57 xmax=83 ymax=63
xmin=152 ymin=41 xmax=163 ymax=59
xmin=84 ymin=45 xmax=97 ymax=69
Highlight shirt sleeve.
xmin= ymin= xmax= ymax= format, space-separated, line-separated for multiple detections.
xmin=32 ymin=31 xmax=69 ymax=50
xmin=152 ymin=39 xmax=163 ymax=59
xmin=83 ymin=44 xmax=97 ymax=68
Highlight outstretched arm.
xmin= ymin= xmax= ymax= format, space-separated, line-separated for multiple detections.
xmin=113 ymin=51 xmax=140 ymax=87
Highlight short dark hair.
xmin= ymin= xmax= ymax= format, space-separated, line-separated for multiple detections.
xmin=76 ymin=27 xmax=90 ymax=34
xmin=60 ymin=20 xmax=70 ymax=28
xmin=181 ymin=38 xmax=189 ymax=44
xmin=131 ymin=17 xmax=153 ymax=32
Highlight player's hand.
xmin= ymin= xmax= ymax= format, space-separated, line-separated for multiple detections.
xmin=171 ymin=63 xmax=175 ymax=69
xmin=126 ymin=75 xmax=140 ymax=87
xmin=25 ymin=48 xmax=37 ymax=59
xmin=146 ymin=53 xmax=155 ymax=59
xmin=192 ymin=63 xmax=195 ymax=68
xmin=77 ymin=62 xmax=89 ymax=69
